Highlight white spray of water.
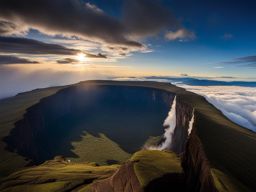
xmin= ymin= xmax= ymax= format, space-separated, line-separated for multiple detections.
xmin=148 ymin=96 xmax=177 ymax=150
xmin=188 ymin=109 xmax=195 ymax=136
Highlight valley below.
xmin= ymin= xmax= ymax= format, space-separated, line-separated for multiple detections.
xmin=0 ymin=80 xmax=255 ymax=192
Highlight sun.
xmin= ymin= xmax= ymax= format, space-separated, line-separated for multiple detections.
xmin=76 ymin=53 xmax=86 ymax=62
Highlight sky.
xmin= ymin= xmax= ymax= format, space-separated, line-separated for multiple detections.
xmin=0 ymin=0 xmax=256 ymax=98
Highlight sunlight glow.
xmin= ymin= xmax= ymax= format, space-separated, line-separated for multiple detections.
xmin=76 ymin=53 xmax=86 ymax=62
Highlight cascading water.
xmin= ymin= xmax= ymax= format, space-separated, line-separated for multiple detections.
xmin=188 ymin=109 xmax=195 ymax=136
xmin=148 ymin=96 xmax=177 ymax=150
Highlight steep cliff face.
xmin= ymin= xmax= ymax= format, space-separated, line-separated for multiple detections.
xmin=182 ymin=129 xmax=217 ymax=192
xmin=1 ymin=81 xmax=255 ymax=191
xmin=4 ymin=85 xmax=173 ymax=165
xmin=171 ymin=95 xmax=193 ymax=154
xmin=90 ymin=161 xmax=142 ymax=192
xmin=170 ymin=96 xmax=217 ymax=191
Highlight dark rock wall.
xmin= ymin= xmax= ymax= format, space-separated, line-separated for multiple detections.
xmin=171 ymin=96 xmax=217 ymax=192
xmin=171 ymin=95 xmax=193 ymax=154
xmin=4 ymin=85 xmax=174 ymax=164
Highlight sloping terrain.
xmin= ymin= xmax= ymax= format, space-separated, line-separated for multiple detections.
xmin=3 ymin=84 xmax=173 ymax=166
xmin=0 ymin=80 xmax=256 ymax=191
xmin=0 ymin=86 xmax=65 ymax=177
xmin=0 ymin=150 xmax=183 ymax=192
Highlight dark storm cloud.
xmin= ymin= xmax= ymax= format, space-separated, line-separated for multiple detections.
xmin=0 ymin=0 xmax=145 ymax=47
xmin=223 ymin=56 xmax=256 ymax=68
xmin=0 ymin=36 xmax=78 ymax=55
xmin=0 ymin=55 xmax=38 ymax=64
xmin=57 ymin=58 xmax=77 ymax=64
xmin=0 ymin=20 xmax=14 ymax=35
xmin=123 ymin=0 xmax=177 ymax=37
xmin=86 ymin=53 xmax=107 ymax=59
xmin=0 ymin=20 xmax=27 ymax=36
xmin=0 ymin=0 xmax=180 ymax=48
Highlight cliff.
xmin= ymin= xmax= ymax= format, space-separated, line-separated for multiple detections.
xmin=0 ymin=80 xmax=256 ymax=191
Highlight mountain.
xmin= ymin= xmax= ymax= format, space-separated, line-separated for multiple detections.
xmin=0 ymin=80 xmax=255 ymax=192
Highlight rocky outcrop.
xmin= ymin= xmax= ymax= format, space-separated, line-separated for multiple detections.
xmin=170 ymin=96 xmax=217 ymax=192
xmin=182 ymin=132 xmax=217 ymax=192
xmin=90 ymin=161 xmax=142 ymax=192
xmin=171 ymin=95 xmax=193 ymax=154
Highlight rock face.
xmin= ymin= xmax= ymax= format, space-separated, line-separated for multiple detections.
xmin=90 ymin=162 xmax=142 ymax=192
xmin=4 ymin=85 xmax=173 ymax=165
xmin=182 ymin=134 xmax=217 ymax=192
xmin=169 ymin=95 xmax=217 ymax=191
xmin=171 ymin=95 xmax=193 ymax=154
xmin=1 ymin=81 xmax=256 ymax=191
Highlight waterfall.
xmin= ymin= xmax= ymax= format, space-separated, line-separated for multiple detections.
xmin=188 ymin=109 xmax=195 ymax=136
xmin=147 ymin=96 xmax=177 ymax=150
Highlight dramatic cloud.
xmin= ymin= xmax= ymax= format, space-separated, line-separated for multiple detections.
xmin=223 ymin=55 xmax=256 ymax=68
xmin=57 ymin=58 xmax=77 ymax=64
xmin=86 ymin=53 xmax=107 ymax=59
xmin=181 ymin=85 xmax=256 ymax=132
xmin=0 ymin=55 xmax=38 ymax=64
xmin=0 ymin=36 xmax=78 ymax=55
xmin=0 ymin=0 xmax=144 ymax=47
xmin=165 ymin=29 xmax=196 ymax=41
xmin=123 ymin=0 xmax=176 ymax=37
xmin=57 ymin=53 xmax=106 ymax=64
xmin=0 ymin=20 xmax=28 ymax=36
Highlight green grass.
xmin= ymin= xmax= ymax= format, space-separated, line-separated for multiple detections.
xmin=0 ymin=157 xmax=118 ymax=192
xmin=211 ymin=168 xmax=251 ymax=192
xmin=0 ymin=181 xmax=79 ymax=192
xmin=131 ymin=150 xmax=182 ymax=187
xmin=70 ymin=132 xmax=131 ymax=164
xmin=1 ymin=80 xmax=256 ymax=191
xmin=0 ymin=87 xmax=65 ymax=178
xmin=0 ymin=150 xmax=182 ymax=192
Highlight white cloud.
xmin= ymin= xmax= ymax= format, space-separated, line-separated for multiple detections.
xmin=180 ymin=85 xmax=256 ymax=132
xmin=165 ymin=29 xmax=196 ymax=41
xmin=114 ymin=77 xmax=256 ymax=132
xmin=85 ymin=2 xmax=104 ymax=14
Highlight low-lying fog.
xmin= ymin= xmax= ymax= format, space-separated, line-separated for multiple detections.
xmin=181 ymin=85 xmax=256 ymax=132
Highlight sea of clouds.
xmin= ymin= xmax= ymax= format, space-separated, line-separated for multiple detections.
xmin=116 ymin=77 xmax=256 ymax=132
xmin=180 ymin=85 xmax=256 ymax=132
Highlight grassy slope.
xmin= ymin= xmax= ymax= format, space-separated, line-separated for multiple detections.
xmin=131 ymin=150 xmax=182 ymax=188
xmin=0 ymin=80 xmax=255 ymax=191
xmin=70 ymin=132 xmax=131 ymax=164
xmin=0 ymin=87 xmax=66 ymax=177
xmin=0 ymin=83 xmax=132 ymax=178
xmin=181 ymin=92 xmax=256 ymax=191
xmin=0 ymin=156 xmax=119 ymax=192
xmin=0 ymin=150 xmax=182 ymax=192
xmin=78 ymin=81 xmax=256 ymax=191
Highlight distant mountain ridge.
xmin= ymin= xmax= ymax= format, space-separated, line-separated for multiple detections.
xmin=144 ymin=76 xmax=256 ymax=87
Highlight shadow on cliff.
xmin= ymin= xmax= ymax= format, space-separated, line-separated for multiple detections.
xmin=144 ymin=173 xmax=186 ymax=192
xmin=3 ymin=85 xmax=174 ymax=165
